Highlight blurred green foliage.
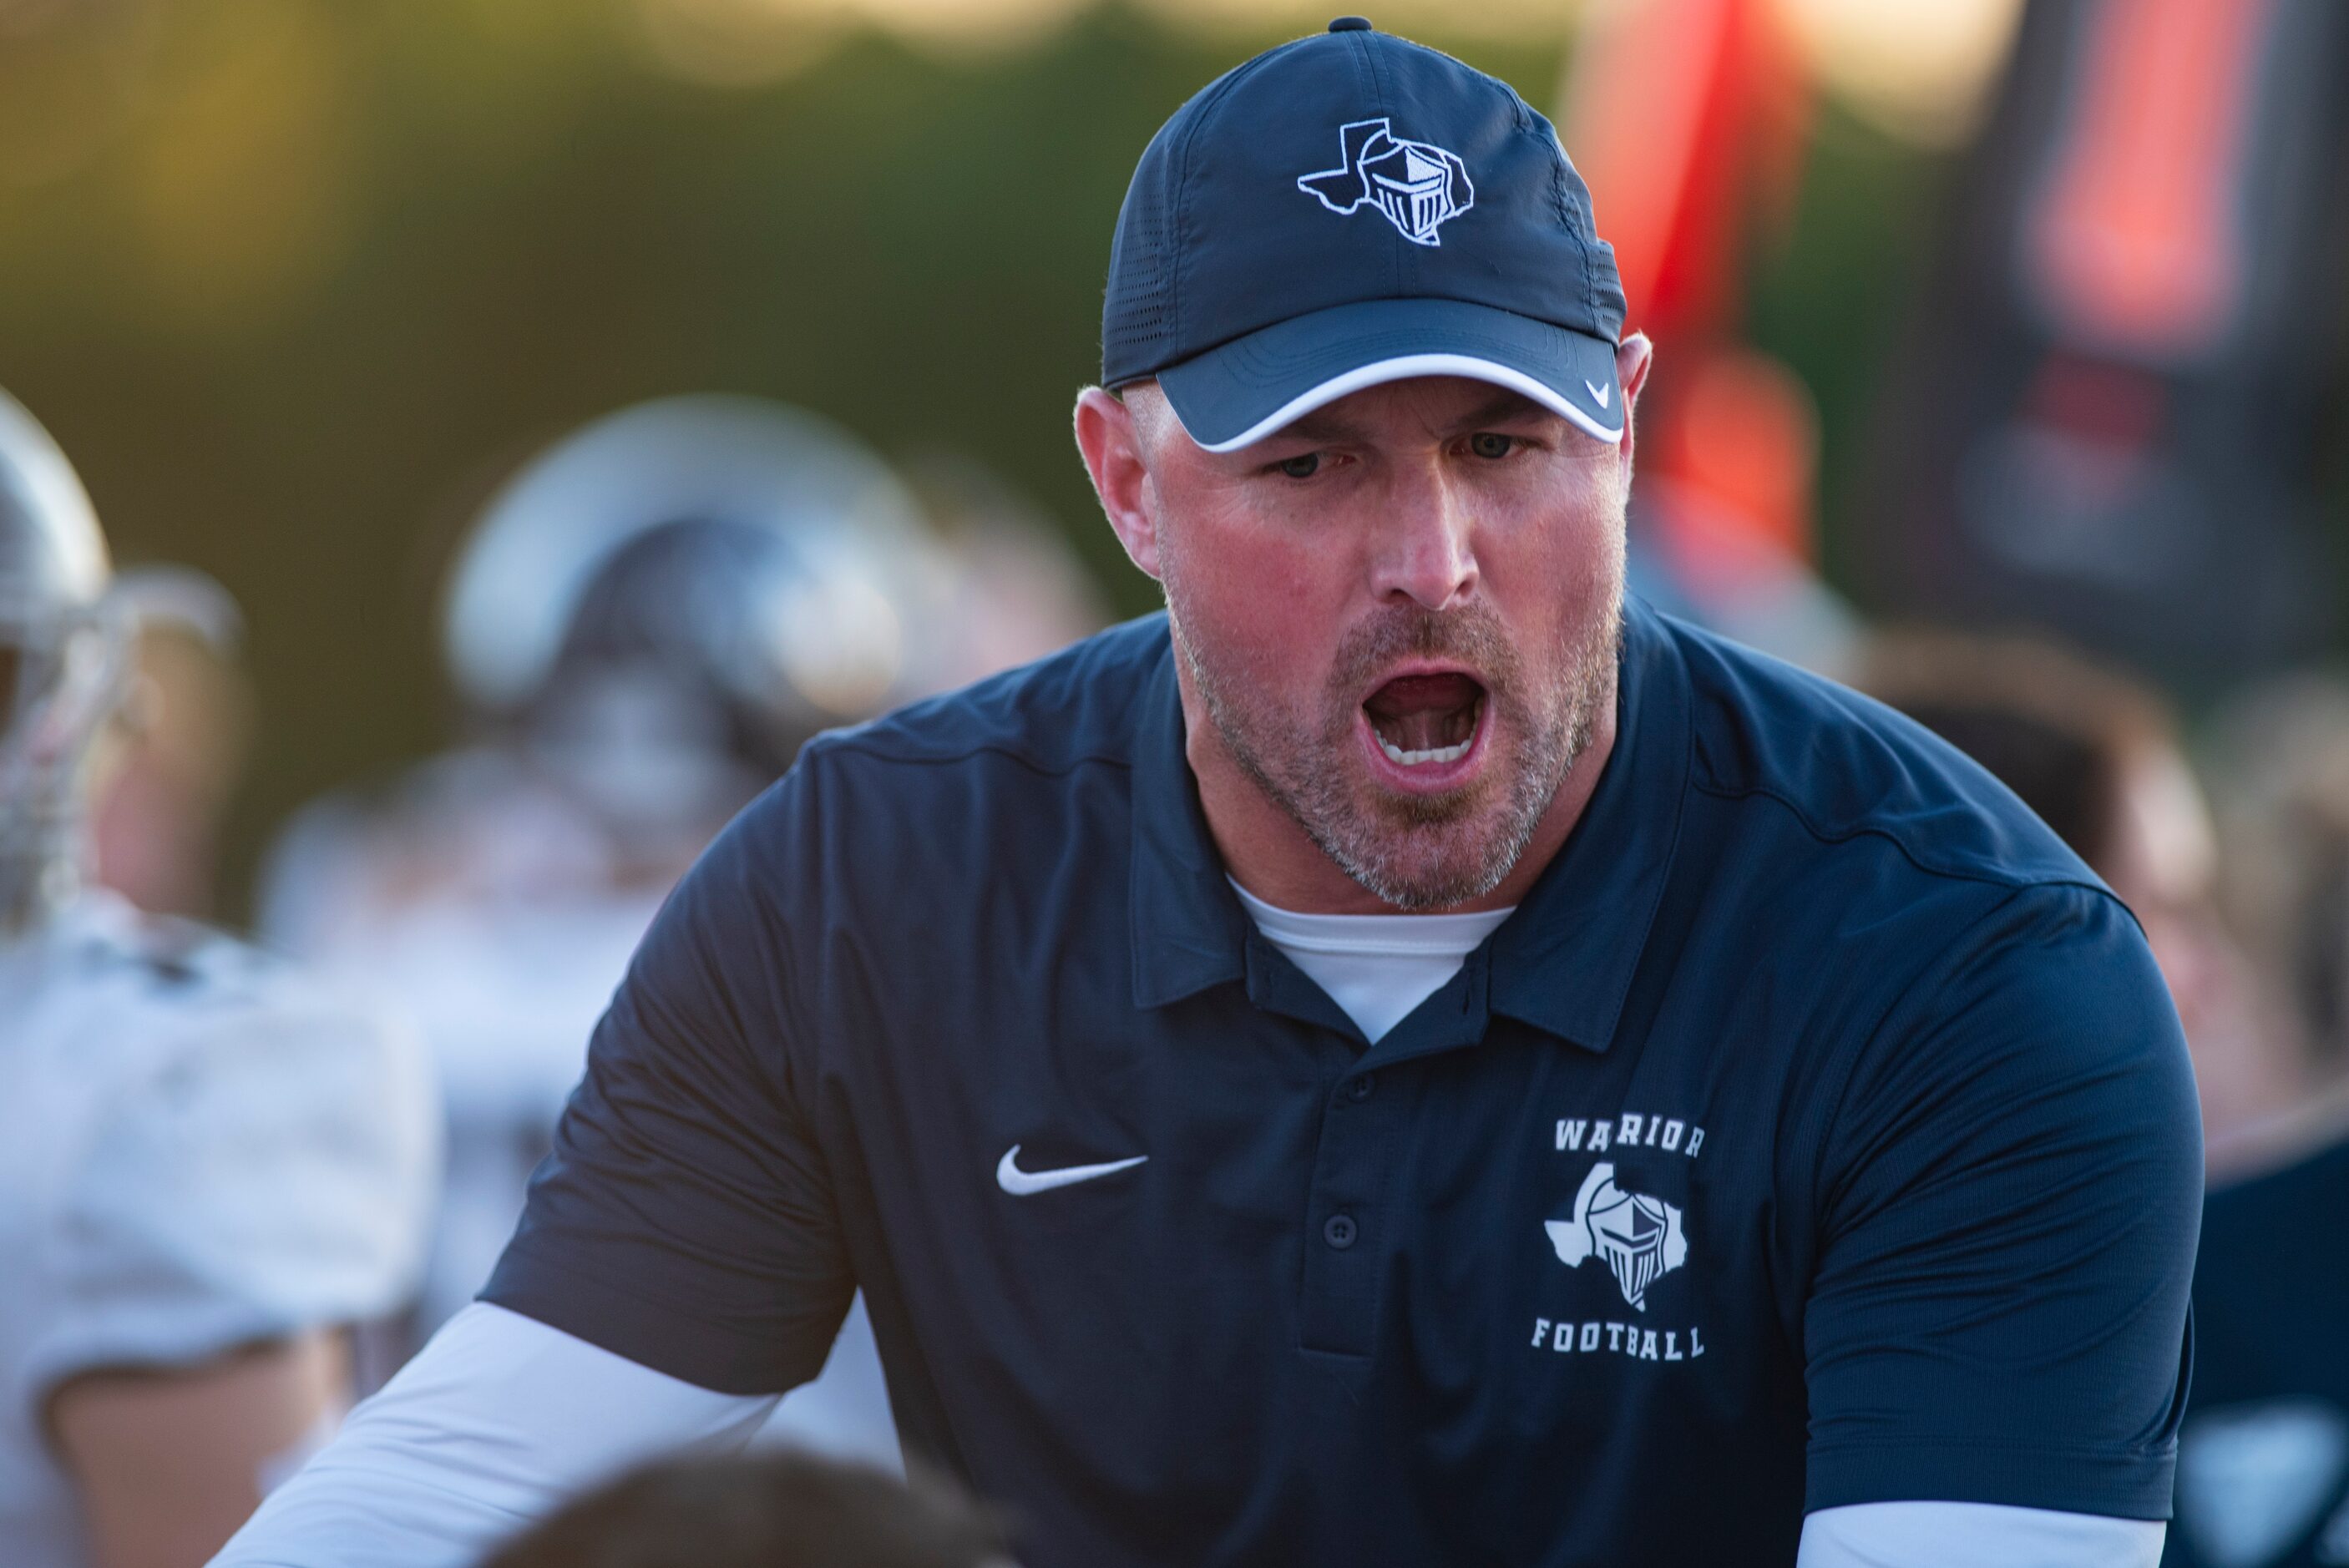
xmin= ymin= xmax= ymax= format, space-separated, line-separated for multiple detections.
xmin=0 ymin=1 xmax=1936 ymax=918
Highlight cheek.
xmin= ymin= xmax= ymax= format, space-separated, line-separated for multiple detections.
xmin=1483 ymin=488 xmax=1622 ymax=632
xmin=1171 ymin=510 xmax=1347 ymax=676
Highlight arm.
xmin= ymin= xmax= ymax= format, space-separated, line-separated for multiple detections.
xmin=34 ymin=959 xmax=440 ymax=1567
xmin=1803 ymin=884 xmax=2201 ymax=1526
xmin=218 ymin=788 xmax=863 ymax=1565
xmin=210 ymin=1304 xmax=777 ymax=1568
xmin=53 ymin=1332 xmax=347 ymax=1568
xmin=1798 ymin=1503 xmax=2164 ymax=1567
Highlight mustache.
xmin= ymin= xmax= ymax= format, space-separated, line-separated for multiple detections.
xmin=1329 ymin=604 xmax=1521 ymax=702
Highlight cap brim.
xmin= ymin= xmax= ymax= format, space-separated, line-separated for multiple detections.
xmin=1152 ymin=298 xmax=1624 ymax=453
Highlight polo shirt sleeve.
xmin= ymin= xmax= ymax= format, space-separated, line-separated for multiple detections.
xmin=481 ymin=781 xmax=853 ymax=1395
xmin=1800 ymin=881 xmax=2201 ymax=1520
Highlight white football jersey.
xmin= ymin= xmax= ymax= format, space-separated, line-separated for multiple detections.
xmin=0 ymin=890 xmax=437 ymax=1568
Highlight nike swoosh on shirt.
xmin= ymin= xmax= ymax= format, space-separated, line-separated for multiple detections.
xmin=995 ymin=1145 xmax=1148 ymax=1196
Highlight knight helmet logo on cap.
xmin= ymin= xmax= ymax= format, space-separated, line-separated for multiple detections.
xmin=1296 ymin=119 xmax=1475 ymax=247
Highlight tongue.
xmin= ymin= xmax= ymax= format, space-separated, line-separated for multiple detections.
xmin=1364 ymin=673 xmax=1481 ymax=754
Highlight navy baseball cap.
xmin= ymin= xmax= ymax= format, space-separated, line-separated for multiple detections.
xmin=1101 ymin=18 xmax=1628 ymax=453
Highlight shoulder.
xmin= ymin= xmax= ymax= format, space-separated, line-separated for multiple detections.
xmin=1650 ymin=607 xmax=2094 ymax=896
xmin=25 ymin=903 xmax=437 ymax=1392
xmin=716 ymin=615 xmax=1170 ymax=865
xmin=622 ymin=619 xmax=1172 ymax=1004
xmin=81 ymin=897 xmax=424 ymax=1079
xmin=1628 ymin=618 xmax=2188 ymax=1136
xmin=809 ymin=613 xmax=1169 ymax=778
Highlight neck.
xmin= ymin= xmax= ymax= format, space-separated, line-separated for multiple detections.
xmin=1182 ymin=665 xmax=1619 ymax=917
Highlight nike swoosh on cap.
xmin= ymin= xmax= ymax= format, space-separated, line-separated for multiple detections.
xmin=995 ymin=1145 xmax=1148 ymax=1196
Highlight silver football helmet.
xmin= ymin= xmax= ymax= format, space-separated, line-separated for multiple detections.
xmin=0 ymin=388 xmax=131 ymax=933
xmin=439 ymin=396 xmax=951 ymax=828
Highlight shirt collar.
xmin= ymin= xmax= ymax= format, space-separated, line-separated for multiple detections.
xmin=1129 ymin=624 xmax=1252 ymax=1008
xmin=1128 ymin=599 xmax=1690 ymax=1050
xmin=1485 ymin=598 xmax=1690 ymax=1053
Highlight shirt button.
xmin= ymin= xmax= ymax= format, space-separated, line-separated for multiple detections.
xmin=1348 ymin=1074 xmax=1377 ymax=1102
xmin=1324 ymin=1213 xmax=1358 ymax=1250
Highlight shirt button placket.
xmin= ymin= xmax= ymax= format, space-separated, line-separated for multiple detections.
xmin=1299 ymin=1068 xmax=1400 ymax=1357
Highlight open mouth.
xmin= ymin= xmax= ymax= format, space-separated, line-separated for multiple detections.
xmin=1363 ymin=671 xmax=1486 ymax=768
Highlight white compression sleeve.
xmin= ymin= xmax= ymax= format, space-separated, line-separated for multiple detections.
xmin=208 ymin=1302 xmax=780 ymax=1568
xmin=1799 ymin=1502 xmax=2166 ymax=1567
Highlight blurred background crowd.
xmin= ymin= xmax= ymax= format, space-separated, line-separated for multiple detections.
xmin=4 ymin=0 xmax=2349 ymax=1564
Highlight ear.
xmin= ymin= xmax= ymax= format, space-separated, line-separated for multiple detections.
xmin=1613 ymin=332 xmax=1655 ymax=478
xmin=1074 ymin=385 xmax=1165 ymax=582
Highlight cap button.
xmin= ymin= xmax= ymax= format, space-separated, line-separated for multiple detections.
xmin=1328 ymin=15 xmax=1373 ymax=30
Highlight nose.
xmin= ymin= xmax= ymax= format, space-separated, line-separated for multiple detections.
xmin=1367 ymin=464 xmax=1478 ymax=612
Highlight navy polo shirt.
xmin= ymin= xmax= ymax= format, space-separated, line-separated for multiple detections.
xmin=485 ymin=599 xmax=2201 ymax=1565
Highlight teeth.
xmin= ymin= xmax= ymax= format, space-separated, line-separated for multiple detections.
xmin=1377 ymin=733 xmax=1472 ymax=767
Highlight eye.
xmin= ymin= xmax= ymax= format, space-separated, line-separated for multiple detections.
xmin=1467 ymin=432 xmax=1516 ymax=460
xmin=1276 ymin=453 xmax=1323 ymax=479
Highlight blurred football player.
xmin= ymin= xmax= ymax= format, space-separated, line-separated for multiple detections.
xmin=0 ymin=387 xmax=437 ymax=1568
xmin=256 ymin=396 xmax=969 ymax=1461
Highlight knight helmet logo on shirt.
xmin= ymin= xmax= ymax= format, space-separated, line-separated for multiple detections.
xmin=1296 ymin=119 xmax=1475 ymax=246
xmin=1545 ymin=1162 xmax=1688 ymax=1312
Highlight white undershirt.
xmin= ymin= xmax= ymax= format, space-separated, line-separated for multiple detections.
xmin=1229 ymin=879 xmax=1515 ymax=1043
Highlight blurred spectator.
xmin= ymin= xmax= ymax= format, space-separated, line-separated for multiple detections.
xmin=2204 ymin=679 xmax=2349 ymax=1124
xmin=2157 ymin=677 xmax=2349 ymax=1568
xmin=476 ymin=1451 xmax=1013 ymax=1568
xmin=253 ymin=396 xmax=997 ymax=1459
xmin=1856 ymin=626 xmax=2272 ymax=1104
xmin=0 ymin=384 xmax=436 ymax=1568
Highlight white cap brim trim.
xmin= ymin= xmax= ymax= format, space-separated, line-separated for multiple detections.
xmin=1171 ymin=352 xmax=1624 ymax=453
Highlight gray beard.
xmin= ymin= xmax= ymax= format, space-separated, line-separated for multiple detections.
xmin=1168 ymin=589 xmax=1621 ymax=912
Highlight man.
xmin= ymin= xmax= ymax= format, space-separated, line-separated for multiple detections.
xmin=216 ymin=22 xmax=2197 ymax=1566
xmin=0 ymin=386 xmax=438 ymax=1568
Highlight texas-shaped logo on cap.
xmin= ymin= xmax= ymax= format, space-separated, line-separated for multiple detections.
xmin=1297 ymin=119 xmax=1475 ymax=247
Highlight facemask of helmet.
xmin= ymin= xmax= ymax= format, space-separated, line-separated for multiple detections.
xmin=0 ymin=389 xmax=130 ymax=934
